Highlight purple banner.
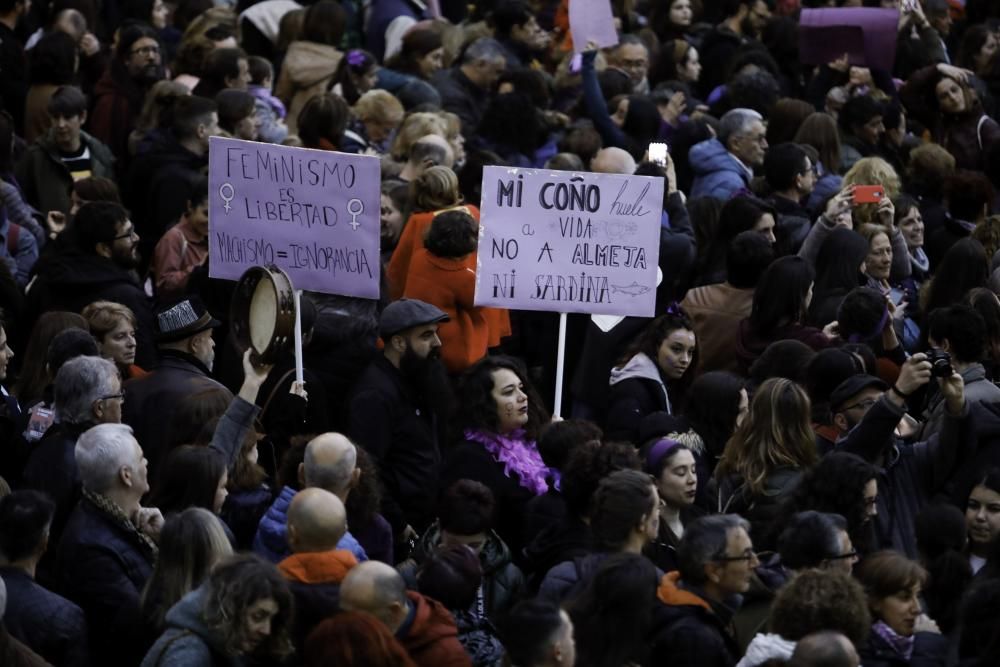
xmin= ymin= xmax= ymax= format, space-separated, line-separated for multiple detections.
xmin=475 ymin=166 xmax=663 ymax=317
xmin=208 ymin=137 xmax=380 ymax=298
xmin=799 ymin=8 xmax=899 ymax=73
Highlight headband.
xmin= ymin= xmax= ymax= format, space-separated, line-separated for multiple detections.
xmin=847 ymin=305 xmax=889 ymax=344
xmin=646 ymin=438 xmax=684 ymax=473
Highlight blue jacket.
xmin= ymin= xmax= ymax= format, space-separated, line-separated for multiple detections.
xmin=0 ymin=567 xmax=90 ymax=667
xmin=689 ymin=139 xmax=751 ymax=201
xmin=252 ymin=485 xmax=368 ymax=563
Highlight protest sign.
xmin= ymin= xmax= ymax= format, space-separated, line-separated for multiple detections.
xmin=799 ymin=8 xmax=899 ymax=72
xmin=568 ymin=0 xmax=618 ymax=54
xmin=208 ymin=136 xmax=381 ymax=299
xmin=475 ymin=166 xmax=663 ymax=318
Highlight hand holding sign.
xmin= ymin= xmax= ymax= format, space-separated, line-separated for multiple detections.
xmin=569 ymin=0 xmax=618 ymax=54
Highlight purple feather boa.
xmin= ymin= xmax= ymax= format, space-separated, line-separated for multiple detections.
xmin=464 ymin=428 xmax=550 ymax=496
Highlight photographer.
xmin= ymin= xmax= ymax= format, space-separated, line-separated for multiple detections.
xmin=832 ymin=353 xmax=969 ymax=559
xmin=921 ymin=305 xmax=1000 ymax=437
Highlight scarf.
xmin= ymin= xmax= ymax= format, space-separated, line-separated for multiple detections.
xmin=464 ymin=429 xmax=550 ymax=496
xmin=909 ymin=247 xmax=929 ymax=274
xmin=872 ymin=620 xmax=915 ymax=660
xmin=82 ymin=488 xmax=158 ymax=558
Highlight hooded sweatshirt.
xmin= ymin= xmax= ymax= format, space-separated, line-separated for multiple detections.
xmin=277 ymin=550 xmax=358 ymax=651
xmin=606 ymin=352 xmax=671 ymax=442
xmin=689 ymin=138 xmax=752 ymax=201
xmin=399 ymin=591 xmax=472 ymax=667
xmin=275 ymin=41 xmax=343 ymax=135
xmin=140 ymin=587 xmax=240 ymax=667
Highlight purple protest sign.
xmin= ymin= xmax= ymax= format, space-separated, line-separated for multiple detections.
xmin=568 ymin=0 xmax=618 ymax=54
xmin=208 ymin=136 xmax=380 ymax=299
xmin=475 ymin=166 xmax=663 ymax=317
xmin=799 ymin=8 xmax=899 ymax=72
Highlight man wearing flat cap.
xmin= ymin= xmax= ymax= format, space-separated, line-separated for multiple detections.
xmin=348 ymin=299 xmax=452 ymax=550
xmin=123 ymin=296 xmax=232 ymax=476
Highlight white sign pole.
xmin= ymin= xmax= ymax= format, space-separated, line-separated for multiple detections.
xmin=553 ymin=312 xmax=568 ymax=418
xmin=293 ymin=289 xmax=304 ymax=385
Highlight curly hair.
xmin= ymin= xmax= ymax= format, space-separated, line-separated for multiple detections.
xmin=438 ymin=479 xmax=495 ymax=535
xmin=561 ymin=440 xmax=642 ymax=517
xmin=424 ymin=209 xmax=477 ymax=258
xmin=455 ymin=356 xmax=549 ymax=440
xmin=769 ymin=569 xmax=871 ymax=645
xmin=717 ymin=378 xmax=816 ymax=496
xmin=777 ymin=452 xmax=876 ymax=549
xmin=202 ymin=554 xmax=294 ymax=660
xmin=843 ymin=157 xmax=902 ymax=225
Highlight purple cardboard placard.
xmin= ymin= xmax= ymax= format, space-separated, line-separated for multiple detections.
xmin=799 ymin=8 xmax=899 ymax=72
xmin=568 ymin=0 xmax=619 ymax=54
xmin=208 ymin=136 xmax=381 ymax=299
xmin=474 ymin=166 xmax=663 ymax=317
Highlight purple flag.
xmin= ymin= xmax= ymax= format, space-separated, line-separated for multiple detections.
xmin=208 ymin=137 xmax=381 ymax=299
xmin=799 ymin=8 xmax=900 ymax=72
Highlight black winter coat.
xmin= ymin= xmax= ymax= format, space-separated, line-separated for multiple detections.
xmin=56 ymin=496 xmax=155 ymax=667
xmin=859 ymin=629 xmax=950 ymax=667
xmin=648 ymin=575 xmax=739 ymax=667
xmin=349 ymin=355 xmax=442 ymax=533
xmin=21 ymin=421 xmax=92 ymax=545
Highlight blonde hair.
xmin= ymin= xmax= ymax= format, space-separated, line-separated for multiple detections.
xmin=390 ymin=111 xmax=448 ymax=161
xmin=82 ymin=301 xmax=138 ymax=342
xmin=354 ymin=90 xmax=405 ymax=127
xmin=717 ymin=378 xmax=817 ymax=496
xmin=411 ymin=165 xmax=461 ymax=212
xmin=858 ymin=223 xmax=891 ymax=248
xmin=843 ymin=158 xmax=901 ymax=225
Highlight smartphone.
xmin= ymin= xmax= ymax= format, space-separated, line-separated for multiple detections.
xmin=854 ymin=185 xmax=885 ymax=204
xmin=569 ymin=53 xmax=582 ymax=74
xmin=648 ymin=142 xmax=668 ymax=167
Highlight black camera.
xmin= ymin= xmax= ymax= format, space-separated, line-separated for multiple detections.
xmin=927 ymin=350 xmax=953 ymax=378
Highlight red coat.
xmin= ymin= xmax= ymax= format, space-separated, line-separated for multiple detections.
xmin=400 ymin=591 xmax=471 ymax=667
xmin=403 ymin=248 xmax=488 ymax=373
xmin=387 ymin=206 xmax=511 ymax=347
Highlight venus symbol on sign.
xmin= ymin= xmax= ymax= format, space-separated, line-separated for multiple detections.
xmin=347 ymin=198 xmax=364 ymax=230
xmin=219 ymin=183 xmax=235 ymax=214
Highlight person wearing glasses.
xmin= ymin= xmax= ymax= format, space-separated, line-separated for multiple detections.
xmin=651 ymin=514 xmax=756 ymax=667
xmin=764 ymin=143 xmax=818 ymax=253
xmin=25 ymin=201 xmax=157 ymax=368
xmin=90 ymin=22 xmax=166 ymax=160
xmin=690 ymin=108 xmax=769 ymax=201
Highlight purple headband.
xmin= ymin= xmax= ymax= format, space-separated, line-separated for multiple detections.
xmin=847 ymin=305 xmax=889 ymax=344
xmin=347 ymin=50 xmax=367 ymax=68
xmin=646 ymin=438 xmax=684 ymax=472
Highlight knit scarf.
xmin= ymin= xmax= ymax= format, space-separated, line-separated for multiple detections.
xmin=872 ymin=620 xmax=915 ymax=660
xmin=82 ymin=488 xmax=158 ymax=558
xmin=464 ymin=429 xmax=550 ymax=496
xmin=909 ymin=247 xmax=930 ymax=274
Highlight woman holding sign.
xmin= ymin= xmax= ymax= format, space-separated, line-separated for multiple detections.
xmin=606 ymin=309 xmax=697 ymax=444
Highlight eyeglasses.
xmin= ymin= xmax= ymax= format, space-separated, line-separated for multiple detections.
xmin=130 ymin=45 xmax=160 ymax=57
xmin=841 ymin=397 xmax=878 ymax=412
xmin=828 ymin=550 xmax=859 ymax=561
xmin=97 ymin=391 xmax=125 ymax=403
xmin=110 ymin=225 xmax=138 ymax=241
xmin=716 ymin=549 xmax=758 ymax=563
xmin=741 ymin=133 xmax=768 ymax=145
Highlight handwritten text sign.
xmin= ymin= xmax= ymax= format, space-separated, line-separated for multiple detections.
xmin=208 ymin=136 xmax=380 ymax=298
xmin=568 ymin=0 xmax=619 ymax=54
xmin=475 ymin=166 xmax=663 ymax=317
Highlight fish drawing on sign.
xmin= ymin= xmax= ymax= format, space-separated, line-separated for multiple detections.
xmin=610 ymin=282 xmax=652 ymax=296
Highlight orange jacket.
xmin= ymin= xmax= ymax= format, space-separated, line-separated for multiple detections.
xmin=403 ymin=248 xmax=488 ymax=373
xmin=387 ymin=205 xmax=511 ymax=347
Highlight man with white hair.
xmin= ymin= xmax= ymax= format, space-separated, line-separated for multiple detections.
xmin=690 ymin=108 xmax=768 ymax=200
xmin=590 ymin=147 xmax=637 ymax=175
xmin=56 ymin=423 xmax=162 ymax=667
xmin=22 ymin=355 xmax=120 ymax=543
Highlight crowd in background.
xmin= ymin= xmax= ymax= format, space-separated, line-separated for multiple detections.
xmin=5 ymin=0 xmax=1000 ymax=665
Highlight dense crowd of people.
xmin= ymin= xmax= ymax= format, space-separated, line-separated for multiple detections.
xmin=4 ymin=0 xmax=1000 ymax=665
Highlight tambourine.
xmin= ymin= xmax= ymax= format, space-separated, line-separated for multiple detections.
xmin=231 ymin=265 xmax=296 ymax=366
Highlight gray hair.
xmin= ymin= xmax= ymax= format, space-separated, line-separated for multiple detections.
xmin=75 ymin=423 xmax=139 ymax=494
xmin=718 ymin=108 xmax=764 ymax=149
xmin=461 ymin=38 xmax=506 ymax=65
xmin=54 ymin=356 xmax=118 ymax=424
xmin=304 ymin=437 xmax=356 ymax=495
xmin=678 ymin=514 xmax=751 ymax=584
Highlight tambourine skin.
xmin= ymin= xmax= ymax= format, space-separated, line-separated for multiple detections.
xmin=231 ymin=265 xmax=297 ymax=366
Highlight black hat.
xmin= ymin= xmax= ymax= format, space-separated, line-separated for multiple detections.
xmin=155 ymin=296 xmax=221 ymax=343
xmin=379 ymin=299 xmax=449 ymax=340
xmin=829 ymin=374 xmax=888 ymax=412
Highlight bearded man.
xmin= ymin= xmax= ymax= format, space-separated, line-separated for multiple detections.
xmin=349 ymin=299 xmax=453 ymax=545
